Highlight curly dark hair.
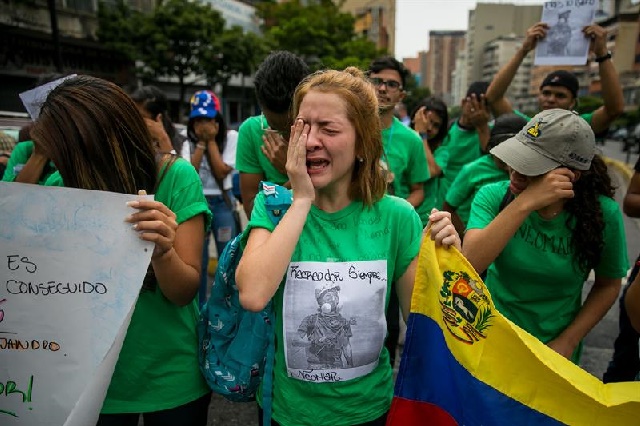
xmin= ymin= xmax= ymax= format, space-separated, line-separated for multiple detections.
xmin=254 ymin=51 xmax=310 ymax=113
xmin=564 ymin=155 xmax=615 ymax=272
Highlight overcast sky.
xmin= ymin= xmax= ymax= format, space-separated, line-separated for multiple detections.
xmin=394 ymin=0 xmax=546 ymax=60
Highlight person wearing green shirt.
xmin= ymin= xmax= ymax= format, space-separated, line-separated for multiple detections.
xmin=437 ymin=82 xmax=492 ymax=215
xmin=367 ymin=56 xmax=429 ymax=207
xmin=485 ymin=22 xmax=624 ymax=135
xmin=236 ymin=51 xmax=310 ymax=218
xmin=32 ymin=75 xmax=212 ymax=425
xmin=367 ymin=56 xmax=430 ymax=368
xmin=463 ymin=109 xmax=628 ymax=364
xmin=410 ymin=97 xmax=450 ymax=225
xmin=443 ymin=113 xmax=527 ymax=235
xmin=236 ymin=67 xmax=461 ymax=426
xmin=1 ymin=140 xmax=57 ymax=184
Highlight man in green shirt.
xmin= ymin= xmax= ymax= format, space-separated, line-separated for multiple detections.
xmin=367 ymin=56 xmax=430 ymax=369
xmin=437 ymin=81 xmax=492 ymax=218
xmin=367 ymin=56 xmax=429 ymax=207
xmin=485 ymin=22 xmax=624 ymax=134
xmin=236 ymin=51 xmax=310 ymax=218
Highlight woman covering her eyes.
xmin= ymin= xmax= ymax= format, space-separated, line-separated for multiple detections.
xmin=236 ymin=67 xmax=461 ymax=426
xmin=463 ymin=108 xmax=628 ymax=364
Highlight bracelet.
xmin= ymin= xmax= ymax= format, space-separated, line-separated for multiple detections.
xmin=196 ymin=143 xmax=206 ymax=150
xmin=594 ymin=51 xmax=612 ymax=63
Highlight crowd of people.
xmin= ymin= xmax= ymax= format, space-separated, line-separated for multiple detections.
xmin=2 ymin=21 xmax=639 ymax=426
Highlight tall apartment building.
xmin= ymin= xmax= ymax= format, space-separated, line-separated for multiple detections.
xmin=482 ymin=35 xmax=533 ymax=104
xmin=425 ymin=30 xmax=465 ymax=105
xmin=341 ymin=0 xmax=395 ymax=55
xmin=465 ymin=2 xmax=542 ymax=84
xmin=451 ymin=50 xmax=468 ymax=106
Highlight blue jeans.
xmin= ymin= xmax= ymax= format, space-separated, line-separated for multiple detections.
xmin=199 ymin=194 xmax=239 ymax=306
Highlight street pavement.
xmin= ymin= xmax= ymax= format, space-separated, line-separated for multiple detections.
xmin=199 ymin=140 xmax=640 ymax=425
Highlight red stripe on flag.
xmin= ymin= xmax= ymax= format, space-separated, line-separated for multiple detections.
xmin=387 ymin=396 xmax=458 ymax=426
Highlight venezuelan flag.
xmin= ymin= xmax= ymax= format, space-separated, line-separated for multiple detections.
xmin=387 ymin=237 xmax=640 ymax=425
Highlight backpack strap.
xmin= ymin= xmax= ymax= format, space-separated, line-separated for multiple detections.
xmin=258 ymin=181 xmax=292 ymax=426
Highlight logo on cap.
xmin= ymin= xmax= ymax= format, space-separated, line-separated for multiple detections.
xmin=526 ymin=121 xmax=542 ymax=139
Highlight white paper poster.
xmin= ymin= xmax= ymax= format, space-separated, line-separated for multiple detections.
xmin=0 ymin=183 xmax=153 ymax=425
xmin=534 ymin=0 xmax=598 ymax=66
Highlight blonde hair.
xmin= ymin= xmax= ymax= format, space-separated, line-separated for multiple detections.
xmin=291 ymin=67 xmax=386 ymax=206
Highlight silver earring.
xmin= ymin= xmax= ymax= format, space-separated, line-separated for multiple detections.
xmin=357 ymin=157 xmax=364 ymax=163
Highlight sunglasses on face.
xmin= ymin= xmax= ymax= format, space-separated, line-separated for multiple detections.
xmin=369 ymin=77 xmax=402 ymax=91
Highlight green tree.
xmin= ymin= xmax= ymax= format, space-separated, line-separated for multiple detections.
xmin=255 ymin=0 xmax=384 ymax=70
xmin=98 ymin=0 xmax=225 ymax=117
xmin=141 ymin=0 xmax=224 ymax=118
xmin=201 ymin=26 xmax=269 ymax=98
xmin=576 ymin=95 xmax=604 ymax=115
xmin=97 ymin=0 xmax=144 ymax=61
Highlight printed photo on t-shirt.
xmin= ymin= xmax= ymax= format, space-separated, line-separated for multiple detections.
xmin=283 ymin=260 xmax=387 ymax=383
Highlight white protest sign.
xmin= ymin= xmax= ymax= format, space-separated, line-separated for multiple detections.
xmin=534 ymin=0 xmax=598 ymax=66
xmin=0 ymin=182 xmax=153 ymax=425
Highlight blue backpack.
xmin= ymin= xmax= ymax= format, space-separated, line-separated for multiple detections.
xmin=197 ymin=182 xmax=292 ymax=421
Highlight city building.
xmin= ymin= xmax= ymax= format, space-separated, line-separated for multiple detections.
xmin=341 ymin=0 xmax=395 ymax=55
xmin=451 ymin=50 xmax=468 ymax=106
xmin=403 ymin=50 xmax=428 ymax=88
xmin=0 ymin=0 xmax=146 ymax=112
xmin=425 ymin=30 xmax=465 ymax=105
xmin=481 ymin=34 xmax=533 ymax=110
xmin=465 ymin=2 xmax=541 ymax=84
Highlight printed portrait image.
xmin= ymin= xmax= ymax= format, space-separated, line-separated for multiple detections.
xmin=283 ymin=261 xmax=388 ymax=383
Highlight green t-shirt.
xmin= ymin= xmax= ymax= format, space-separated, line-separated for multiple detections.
xmin=46 ymin=158 xmax=212 ymax=413
xmin=2 ymin=141 xmax=57 ymax=183
xmin=416 ymin=144 xmax=450 ymax=226
xmin=381 ymin=117 xmax=429 ymax=200
xmin=515 ymin=110 xmax=593 ymax=125
xmin=467 ymin=181 xmax=628 ymax=363
xmin=236 ymin=115 xmax=288 ymax=184
xmin=248 ymin=192 xmax=423 ymax=426
xmin=445 ymin=155 xmax=509 ymax=226
xmin=438 ymin=122 xmax=484 ymax=206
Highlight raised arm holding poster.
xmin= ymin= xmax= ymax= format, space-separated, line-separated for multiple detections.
xmin=534 ymin=0 xmax=598 ymax=66
xmin=0 ymin=182 xmax=153 ymax=426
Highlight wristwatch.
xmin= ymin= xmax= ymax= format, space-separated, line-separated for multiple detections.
xmin=594 ymin=51 xmax=612 ymax=63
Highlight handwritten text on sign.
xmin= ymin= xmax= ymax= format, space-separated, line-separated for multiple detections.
xmin=0 ymin=182 xmax=153 ymax=426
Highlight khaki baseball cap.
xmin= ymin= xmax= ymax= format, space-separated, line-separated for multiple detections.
xmin=490 ymin=109 xmax=595 ymax=176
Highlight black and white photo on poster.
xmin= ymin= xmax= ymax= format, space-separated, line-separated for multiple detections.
xmin=534 ymin=0 xmax=597 ymax=66
xmin=283 ymin=260 xmax=387 ymax=383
